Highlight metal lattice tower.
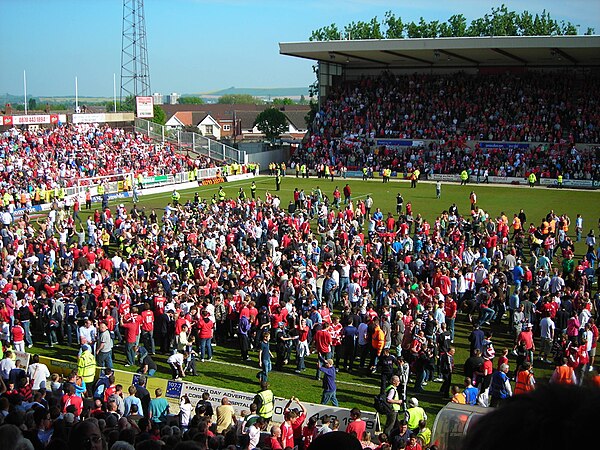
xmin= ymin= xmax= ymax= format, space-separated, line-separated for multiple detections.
xmin=120 ymin=0 xmax=151 ymax=102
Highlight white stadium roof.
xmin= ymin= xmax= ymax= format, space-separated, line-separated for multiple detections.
xmin=280 ymin=35 xmax=600 ymax=69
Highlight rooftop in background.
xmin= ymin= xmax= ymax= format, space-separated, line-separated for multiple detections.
xmin=280 ymin=35 xmax=600 ymax=69
xmin=160 ymin=103 xmax=310 ymax=120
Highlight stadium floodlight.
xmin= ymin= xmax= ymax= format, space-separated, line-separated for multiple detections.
xmin=120 ymin=0 xmax=151 ymax=103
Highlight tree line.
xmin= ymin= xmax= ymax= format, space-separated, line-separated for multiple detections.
xmin=309 ymin=5 xmax=594 ymax=41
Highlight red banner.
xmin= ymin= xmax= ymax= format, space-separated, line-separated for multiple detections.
xmin=201 ymin=176 xmax=225 ymax=186
xmin=1 ymin=114 xmax=66 ymax=125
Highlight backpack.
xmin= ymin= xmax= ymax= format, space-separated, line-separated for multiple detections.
xmin=373 ymin=391 xmax=393 ymax=415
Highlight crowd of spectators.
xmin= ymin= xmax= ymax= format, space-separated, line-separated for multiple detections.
xmin=295 ymin=72 xmax=600 ymax=180
xmin=0 ymin=169 xmax=598 ymax=449
xmin=0 ymin=124 xmax=214 ymax=208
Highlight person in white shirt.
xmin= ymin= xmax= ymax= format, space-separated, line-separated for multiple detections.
xmin=247 ymin=418 xmax=264 ymax=448
xmin=79 ymin=319 xmax=97 ymax=350
xmin=538 ymin=313 xmax=555 ymax=363
xmin=167 ymin=350 xmax=185 ymax=380
xmin=0 ymin=351 xmax=15 ymax=382
xmin=179 ymin=395 xmax=193 ymax=430
xmin=27 ymin=355 xmax=51 ymax=390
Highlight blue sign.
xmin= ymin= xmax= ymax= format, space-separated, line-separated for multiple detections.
xmin=478 ymin=142 xmax=530 ymax=150
xmin=91 ymin=191 xmax=132 ymax=203
xmin=165 ymin=380 xmax=183 ymax=398
xmin=12 ymin=205 xmax=44 ymax=217
xmin=375 ymin=139 xmax=414 ymax=147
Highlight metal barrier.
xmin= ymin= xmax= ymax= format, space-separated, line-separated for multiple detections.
xmin=135 ymin=118 xmax=246 ymax=164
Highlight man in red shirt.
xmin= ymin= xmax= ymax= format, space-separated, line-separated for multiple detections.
xmin=62 ymin=384 xmax=83 ymax=416
xmin=121 ymin=315 xmax=140 ymax=367
xmin=314 ymin=323 xmax=332 ymax=381
xmin=280 ymin=411 xmax=295 ymax=449
xmin=444 ymin=295 xmax=458 ymax=342
xmin=153 ymin=292 xmax=166 ymax=315
xmin=345 ymin=407 xmax=366 ymax=441
xmin=140 ymin=304 xmax=155 ymax=355
xmin=284 ymin=396 xmax=307 ymax=448
xmin=516 ymin=323 xmax=535 ymax=365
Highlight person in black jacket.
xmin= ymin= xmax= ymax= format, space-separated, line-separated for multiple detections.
xmin=154 ymin=311 xmax=170 ymax=354
xmin=378 ymin=348 xmax=399 ymax=394
xmin=134 ymin=375 xmax=151 ymax=418
xmin=439 ymin=347 xmax=455 ymax=398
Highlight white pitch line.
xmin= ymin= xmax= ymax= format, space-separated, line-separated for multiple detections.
xmin=205 ymin=357 xmax=378 ymax=390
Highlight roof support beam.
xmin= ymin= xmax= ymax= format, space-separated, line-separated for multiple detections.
xmin=551 ymin=48 xmax=578 ymax=64
xmin=330 ymin=51 xmax=388 ymax=65
xmin=491 ymin=48 xmax=528 ymax=64
xmin=437 ymin=49 xmax=480 ymax=65
xmin=381 ymin=50 xmax=432 ymax=65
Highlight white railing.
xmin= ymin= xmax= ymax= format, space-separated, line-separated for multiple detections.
xmin=134 ymin=118 xmax=247 ymax=164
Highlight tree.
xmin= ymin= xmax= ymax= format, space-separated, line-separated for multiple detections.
xmin=272 ymin=98 xmax=294 ymax=106
xmin=343 ymin=17 xmax=383 ymax=40
xmin=254 ymin=108 xmax=288 ymax=141
xmin=309 ymin=23 xmax=341 ymax=41
xmin=218 ymin=94 xmax=262 ymax=105
xmin=384 ymin=11 xmax=404 ymax=39
xmin=309 ymin=5 xmax=581 ymax=40
xmin=28 ymin=98 xmax=37 ymax=111
xmin=179 ymin=96 xmax=205 ymax=105
xmin=150 ymin=105 xmax=166 ymax=125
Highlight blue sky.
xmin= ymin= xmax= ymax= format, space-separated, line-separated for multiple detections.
xmin=0 ymin=0 xmax=597 ymax=96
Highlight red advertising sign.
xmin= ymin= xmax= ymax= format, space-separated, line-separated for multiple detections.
xmin=1 ymin=114 xmax=66 ymax=126
xmin=201 ymin=177 xmax=225 ymax=186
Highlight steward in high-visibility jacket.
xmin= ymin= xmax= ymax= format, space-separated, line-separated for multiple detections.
xmin=254 ymin=383 xmax=274 ymax=421
xmin=528 ymin=172 xmax=537 ymax=187
xmin=514 ymin=364 xmax=535 ymax=394
xmin=171 ymin=190 xmax=181 ymax=205
xmin=551 ymin=361 xmax=575 ymax=384
xmin=77 ymin=345 xmax=97 ymax=384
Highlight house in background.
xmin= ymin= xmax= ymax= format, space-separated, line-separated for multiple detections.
xmin=162 ymin=104 xmax=310 ymax=141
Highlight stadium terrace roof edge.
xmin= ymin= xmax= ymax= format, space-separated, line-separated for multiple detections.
xmin=280 ymin=35 xmax=600 ymax=68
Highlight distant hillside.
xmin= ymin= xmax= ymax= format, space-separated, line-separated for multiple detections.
xmin=0 ymin=94 xmax=111 ymax=105
xmin=199 ymin=87 xmax=309 ymax=98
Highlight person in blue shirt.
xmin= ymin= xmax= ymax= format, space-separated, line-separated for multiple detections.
xmin=341 ymin=319 xmax=359 ymax=372
xmin=258 ymin=332 xmax=273 ymax=383
xmin=469 ymin=324 xmax=485 ymax=356
xmin=463 ymin=377 xmax=479 ymax=405
xmin=149 ymin=388 xmax=170 ymax=424
xmin=319 ymin=356 xmax=338 ymax=406
xmin=322 ymin=274 xmax=337 ymax=309
xmin=513 ymin=260 xmax=525 ymax=293
xmin=310 ymin=241 xmax=322 ymax=264
xmin=489 ymin=364 xmax=512 ymax=407
xmin=372 ymin=208 xmax=384 ymax=222
xmin=124 ymin=385 xmax=143 ymax=416
xmin=309 ymin=306 xmax=323 ymax=326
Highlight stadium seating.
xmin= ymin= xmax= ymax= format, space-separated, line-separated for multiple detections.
xmin=0 ymin=124 xmax=215 ymax=194
xmin=295 ymin=72 xmax=599 ymax=180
